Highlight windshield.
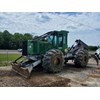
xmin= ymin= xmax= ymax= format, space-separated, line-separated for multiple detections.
xmin=48 ymin=35 xmax=57 ymax=46
xmin=48 ymin=35 xmax=53 ymax=43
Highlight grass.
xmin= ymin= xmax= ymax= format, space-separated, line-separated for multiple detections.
xmin=0 ymin=53 xmax=21 ymax=66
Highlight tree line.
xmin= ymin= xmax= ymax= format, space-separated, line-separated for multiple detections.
xmin=0 ymin=30 xmax=33 ymax=50
xmin=88 ymin=45 xmax=98 ymax=51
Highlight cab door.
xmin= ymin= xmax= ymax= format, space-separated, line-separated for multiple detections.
xmin=48 ymin=34 xmax=57 ymax=49
xmin=58 ymin=33 xmax=68 ymax=52
xmin=58 ymin=34 xmax=63 ymax=51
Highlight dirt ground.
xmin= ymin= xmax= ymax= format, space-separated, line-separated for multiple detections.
xmin=0 ymin=66 xmax=70 ymax=87
xmin=0 ymin=58 xmax=100 ymax=87
xmin=57 ymin=59 xmax=100 ymax=87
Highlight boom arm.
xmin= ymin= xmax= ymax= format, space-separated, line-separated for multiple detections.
xmin=33 ymin=31 xmax=55 ymax=41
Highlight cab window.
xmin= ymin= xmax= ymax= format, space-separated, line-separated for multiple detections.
xmin=63 ymin=34 xmax=67 ymax=44
xmin=48 ymin=35 xmax=57 ymax=47
xmin=58 ymin=34 xmax=63 ymax=47
xmin=53 ymin=35 xmax=57 ymax=46
xmin=48 ymin=35 xmax=53 ymax=43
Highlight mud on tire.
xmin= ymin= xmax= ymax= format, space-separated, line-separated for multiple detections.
xmin=74 ymin=49 xmax=89 ymax=67
xmin=42 ymin=49 xmax=64 ymax=73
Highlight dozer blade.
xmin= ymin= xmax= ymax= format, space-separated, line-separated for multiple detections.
xmin=11 ymin=62 xmax=32 ymax=78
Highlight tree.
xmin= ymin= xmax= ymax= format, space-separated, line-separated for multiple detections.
xmin=23 ymin=33 xmax=33 ymax=40
xmin=12 ymin=33 xmax=24 ymax=49
xmin=2 ymin=30 xmax=12 ymax=49
xmin=0 ymin=30 xmax=33 ymax=50
xmin=0 ymin=32 xmax=4 ymax=48
xmin=88 ymin=45 xmax=98 ymax=51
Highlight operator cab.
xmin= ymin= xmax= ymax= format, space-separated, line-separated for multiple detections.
xmin=47 ymin=30 xmax=68 ymax=51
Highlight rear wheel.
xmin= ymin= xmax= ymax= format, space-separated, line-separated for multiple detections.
xmin=42 ymin=49 xmax=64 ymax=73
xmin=74 ymin=49 xmax=89 ymax=67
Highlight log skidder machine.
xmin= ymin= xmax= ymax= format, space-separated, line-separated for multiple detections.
xmin=11 ymin=30 xmax=99 ymax=78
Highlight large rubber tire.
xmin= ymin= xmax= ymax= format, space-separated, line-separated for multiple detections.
xmin=42 ymin=49 xmax=64 ymax=73
xmin=74 ymin=49 xmax=89 ymax=67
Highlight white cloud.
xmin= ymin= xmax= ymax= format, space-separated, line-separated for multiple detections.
xmin=0 ymin=12 xmax=100 ymax=46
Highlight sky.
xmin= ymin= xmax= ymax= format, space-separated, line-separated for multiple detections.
xmin=0 ymin=12 xmax=100 ymax=46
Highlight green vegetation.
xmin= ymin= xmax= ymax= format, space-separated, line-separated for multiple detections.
xmin=0 ymin=30 xmax=33 ymax=66
xmin=88 ymin=45 xmax=98 ymax=51
xmin=0 ymin=53 xmax=21 ymax=66
xmin=0 ymin=30 xmax=33 ymax=50
xmin=0 ymin=54 xmax=21 ymax=61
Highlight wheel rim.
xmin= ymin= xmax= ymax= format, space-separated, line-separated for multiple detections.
xmin=53 ymin=57 xmax=60 ymax=65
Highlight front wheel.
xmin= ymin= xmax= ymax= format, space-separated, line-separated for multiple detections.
xmin=42 ymin=49 xmax=64 ymax=73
